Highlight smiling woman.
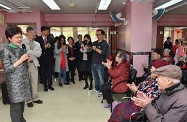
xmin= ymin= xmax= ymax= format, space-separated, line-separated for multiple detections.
xmin=1 ymin=25 xmax=31 ymax=122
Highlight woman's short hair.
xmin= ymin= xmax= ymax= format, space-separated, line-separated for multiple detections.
xmin=153 ymin=48 xmax=163 ymax=58
xmin=84 ymin=34 xmax=91 ymax=41
xmin=117 ymin=51 xmax=127 ymax=61
xmin=5 ymin=25 xmax=22 ymax=40
xmin=67 ymin=37 xmax=74 ymax=43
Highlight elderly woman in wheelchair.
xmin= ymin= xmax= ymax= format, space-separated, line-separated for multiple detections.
xmin=108 ymin=59 xmax=168 ymax=122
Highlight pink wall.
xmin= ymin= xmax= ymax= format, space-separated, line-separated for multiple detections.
xmin=130 ymin=2 xmax=152 ymax=52
xmin=45 ymin=14 xmax=113 ymax=26
xmin=117 ymin=6 xmax=126 ymax=50
xmin=0 ymin=12 xmax=6 ymax=40
xmin=152 ymin=21 xmax=157 ymax=49
xmin=158 ymin=14 xmax=187 ymax=26
xmin=133 ymin=55 xmax=149 ymax=76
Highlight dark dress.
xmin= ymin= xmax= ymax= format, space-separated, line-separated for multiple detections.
xmin=67 ymin=45 xmax=76 ymax=82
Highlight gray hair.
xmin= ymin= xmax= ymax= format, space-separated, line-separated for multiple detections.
xmin=117 ymin=51 xmax=127 ymax=61
xmin=172 ymin=78 xmax=180 ymax=84
xmin=164 ymin=48 xmax=171 ymax=55
xmin=26 ymin=26 xmax=35 ymax=32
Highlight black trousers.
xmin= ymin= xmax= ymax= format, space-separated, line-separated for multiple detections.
xmin=10 ymin=102 xmax=26 ymax=122
xmin=68 ymin=60 xmax=76 ymax=81
xmin=76 ymin=60 xmax=83 ymax=80
xmin=102 ymin=82 xmax=113 ymax=104
xmin=40 ymin=63 xmax=53 ymax=88
xmin=83 ymin=72 xmax=93 ymax=86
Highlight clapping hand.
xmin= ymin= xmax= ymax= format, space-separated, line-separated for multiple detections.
xmin=126 ymin=82 xmax=138 ymax=92
xmin=131 ymin=93 xmax=152 ymax=108
xmin=102 ymin=59 xmax=112 ymax=69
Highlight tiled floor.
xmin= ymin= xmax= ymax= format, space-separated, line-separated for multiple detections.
xmin=0 ymin=77 xmax=112 ymax=122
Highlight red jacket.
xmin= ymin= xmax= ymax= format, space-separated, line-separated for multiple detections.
xmin=108 ymin=60 xmax=130 ymax=93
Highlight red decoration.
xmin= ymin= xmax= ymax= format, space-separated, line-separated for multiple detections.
xmin=176 ymin=29 xmax=181 ymax=33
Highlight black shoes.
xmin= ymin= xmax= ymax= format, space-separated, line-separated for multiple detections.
xmin=71 ymin=80 xmax=75 ymax=84
xmin=83 ymin=86 xmax=89 ymax=89
xmin=48 ymin=86 xmax=55 ymax=90
xmin=44 ymin=86 xmax=55 ymax=91
xmin=33 ymin=100 xmax=43 ymax=104
xmin=89 ymin=84 xmax=93 ymax=90
xmin=27 ymin=102 xmax=33 ymax=107
xmin=44 ymin=87 xmax=48 ymax=92
xmin=59 ymin=83 xmax=63 ymax=86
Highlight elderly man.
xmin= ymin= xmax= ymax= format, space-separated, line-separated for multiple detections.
xmin=132 ymin=65 xmax=187 ymax=121
xmin=22 ymin=26 xmax=43 ymax=107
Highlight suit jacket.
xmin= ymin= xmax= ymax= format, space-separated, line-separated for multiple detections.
xmin=74 ymin=41 xmax=82 ymax=62
xmin=36 ymin=36 xmax=54 ymax=65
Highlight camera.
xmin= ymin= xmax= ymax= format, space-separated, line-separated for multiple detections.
xmin=83 ymin=40 xmax=87 ymax=45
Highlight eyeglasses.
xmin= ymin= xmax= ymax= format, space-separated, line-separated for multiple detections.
xmin=96 ymin=34 xmax=102 ymax=36
xmin=12 ymin=36 xmax=23 ymax=39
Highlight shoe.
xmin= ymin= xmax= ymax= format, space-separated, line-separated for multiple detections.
xmin=112 ymin=101 xmax=119 ymax=110
xmin=91 ymin=90 xmax=99 ymax=94
xmin=89 ymin=84 xmax=93 ymax=90
xmin=44 ymin=87 xmax=48 ymax=92
xmin=59 ymin=83 xmax=62 ymax=86
xmin=83 ymin=86 xmax=88 ymax=89
xmin=48 ymin=86 xmax=54 ymax=91
xmin=27 ymin=102 xmax=33 ymax=107
xmin=71 ymin=80 xmax=75 ymax=84
xmin=33 ymin=100 xmax=43 ymax=104
xmin=64 ymin=83 xmax=69 ymax=86
xmin=98 ymin=92 xmax=103 ymax=97
xmin=104 ymin=103 xmax=110 ymax=108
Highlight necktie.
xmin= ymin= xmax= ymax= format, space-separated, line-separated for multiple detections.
xmin=44 ymin=38 xmax=46 ymax=45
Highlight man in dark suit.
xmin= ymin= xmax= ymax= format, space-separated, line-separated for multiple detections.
xmin=74 ymin=34 xmax=84 ymax=81
xmin=36 ymin=26 xmax=55 ymax=92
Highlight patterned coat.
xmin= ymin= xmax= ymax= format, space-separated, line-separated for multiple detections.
xmin=1 ymin=45 xmax=31 ymax=103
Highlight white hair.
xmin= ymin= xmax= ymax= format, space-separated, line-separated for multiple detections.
xmin=172 ymin=78 xmax=180 ymax=84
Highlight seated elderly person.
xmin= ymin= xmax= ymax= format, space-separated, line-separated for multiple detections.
xmin=108 ymin=59 xmax=168 ymax=122
xmin=163 ymin=48 xmax=174 ymax=64
xmin=132 ymin=65 xmax=187 ymax=122
xmin=136 ymin=48 xmax=163 ymax=85
xmin=102 ymin=51 xmax=130 ymax=108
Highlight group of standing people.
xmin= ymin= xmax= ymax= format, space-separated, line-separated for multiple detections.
xmin=0 ymin=25 xmax=110 ymax=122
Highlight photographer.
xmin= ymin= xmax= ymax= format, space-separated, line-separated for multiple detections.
xmin=80 ymin=34 xmax=93 ymax=90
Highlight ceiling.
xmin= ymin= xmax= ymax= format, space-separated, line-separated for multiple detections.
xmin=0 ymin=0 xmax=187 ymax=14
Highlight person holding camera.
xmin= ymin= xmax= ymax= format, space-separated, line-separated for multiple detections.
xmin=80 ymin=34 xmax=93 ymax=90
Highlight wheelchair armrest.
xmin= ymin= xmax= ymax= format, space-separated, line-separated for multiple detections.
xmin=121 ymin=97 xmax=131 ymax=102
xmin=130 ymin=111 xmax=145 ymax=121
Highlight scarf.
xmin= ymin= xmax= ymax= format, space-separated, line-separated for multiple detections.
xmin=60 ymin=51 xmax=66 ymax=70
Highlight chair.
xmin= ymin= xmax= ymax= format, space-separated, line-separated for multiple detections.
xmin=109 ymin=68 xmax=137 ymax=113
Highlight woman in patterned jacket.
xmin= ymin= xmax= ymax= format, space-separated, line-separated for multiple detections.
xmin=1 ymin=26 xmax=31 ymax=122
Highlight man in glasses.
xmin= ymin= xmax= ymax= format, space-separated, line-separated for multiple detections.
xmin=91 ymin=29 xmax=109 ymax=97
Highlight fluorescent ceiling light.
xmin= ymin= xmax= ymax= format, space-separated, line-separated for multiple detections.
xmin=98 ymin=0 xmax=112 ymax=10
xmin=155 ymin=0 xmax=183 ymax=9
xmin=42 ymin=0 xmax=60 ymax=10
xmin=0 ymin=4 xmax=11 ymax=10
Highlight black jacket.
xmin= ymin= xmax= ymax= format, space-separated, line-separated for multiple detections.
xmin=36 ymin=36 xmax=54 ymax=65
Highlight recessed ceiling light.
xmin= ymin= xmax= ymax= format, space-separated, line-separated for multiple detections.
xmin=98 ymin=0 xmax=112 ymax=10
xmin=0 ymin=4 xmax=11 ymax=10
xmin=42 ymin=0 xmax=60 ymax=10
xmin=155 ymin=0 xmax=183 ymax=9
